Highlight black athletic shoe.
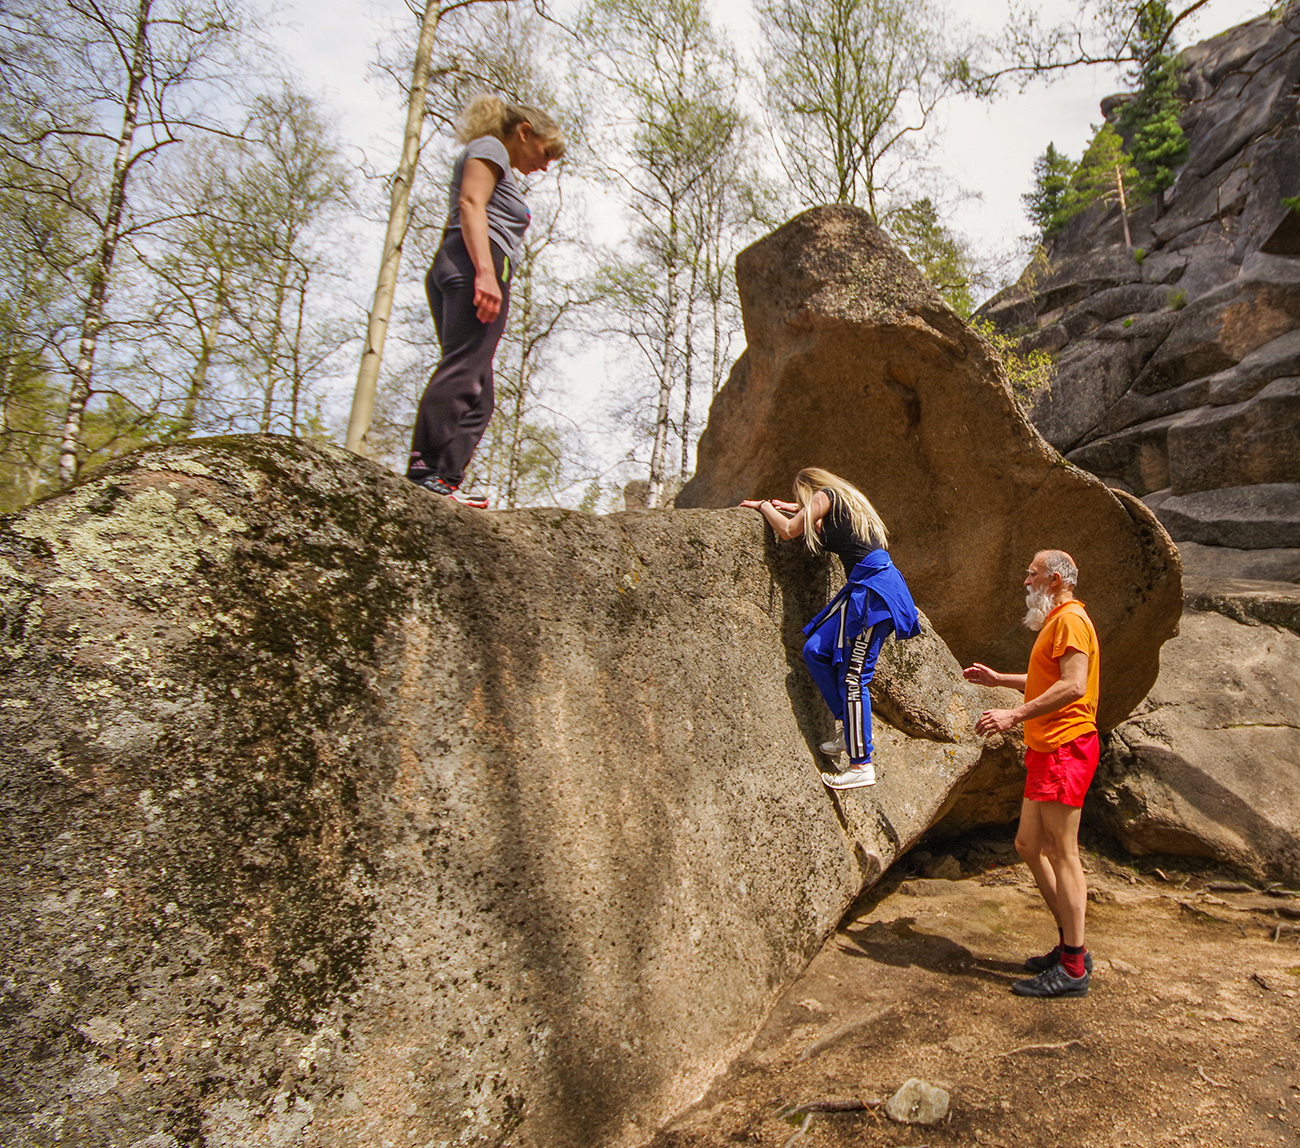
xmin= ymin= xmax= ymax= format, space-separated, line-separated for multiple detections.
xmin=1011 ymin=962 xmax=1090 ymax=998
xmin=410 ymin=474 xmax=489 ymax=508
xmin=1024 ymin=946 xmax=1094 ymax=975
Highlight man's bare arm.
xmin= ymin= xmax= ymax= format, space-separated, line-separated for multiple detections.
xmin=974 ymin=649 xmax=1088 ymax=736
xmin=963 ymin=662 xmax=1027 ymax=691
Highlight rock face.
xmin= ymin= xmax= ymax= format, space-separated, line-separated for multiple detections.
xmin=0 ymin=435 xmax=1012 ymax=1148
xmin=978 ymin=7 xmax=1300 ymax=583
xmin=677 ymin=205 xmax=1183 ymax=733
xmin=1089 ymin=579 xmax=1300 ymax=882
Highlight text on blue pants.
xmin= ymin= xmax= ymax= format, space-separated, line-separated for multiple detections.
xmin=802 ymin=605 xmax=895 ymax=766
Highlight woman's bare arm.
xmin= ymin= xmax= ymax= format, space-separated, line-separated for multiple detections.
xmin=739 ymin=490 xmax=828 ymax=541
xmin=458 ymin=157 xmax=503 ymax=323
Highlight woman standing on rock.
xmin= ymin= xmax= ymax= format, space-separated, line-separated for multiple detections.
xmin=407 ymin=95 xmax=566 ymax=509
xmin=741 ymin=468 xmax=920 ymax=789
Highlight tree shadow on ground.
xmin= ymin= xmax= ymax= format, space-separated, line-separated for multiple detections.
xmin=837 ymin=916 xmax=1022 ymax=986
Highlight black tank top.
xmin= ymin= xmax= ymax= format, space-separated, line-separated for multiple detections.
xmin=817 ymin=489 xmax=874 ymax=575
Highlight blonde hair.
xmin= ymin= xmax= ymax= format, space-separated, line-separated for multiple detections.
xmin=792 ymin=468 xmax=889 ymax=555
xmin=455 ymin=93 xmax=567 ymax=159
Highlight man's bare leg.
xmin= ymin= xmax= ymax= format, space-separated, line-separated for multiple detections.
xmin=1012 ymin=798 xmax=1090 ymax=995
xmin=1037 ymin=800 xmax=1086 ymax=947
xmin=1015 ymin=799 xmax=1063 ymax=931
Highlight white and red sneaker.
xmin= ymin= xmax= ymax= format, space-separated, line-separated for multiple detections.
xmin=410 ymin=474 xmax=489 ymax=509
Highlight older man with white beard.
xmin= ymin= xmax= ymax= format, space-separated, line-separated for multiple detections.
xmin=963 ymin=550 xmax=1100 ymax=999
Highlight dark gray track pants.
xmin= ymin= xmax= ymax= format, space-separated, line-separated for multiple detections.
xmin=409 ymin=231 xmax=510 ymax=485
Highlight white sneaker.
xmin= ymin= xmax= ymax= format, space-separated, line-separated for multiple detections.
xmin=823 ymin=764 xmax=876 ymax=789
xmin=819 ymin=733 xmax=846 ymax=756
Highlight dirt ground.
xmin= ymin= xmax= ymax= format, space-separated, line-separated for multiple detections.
xmin=650 ymin=830 xmax=1300 ymax=1148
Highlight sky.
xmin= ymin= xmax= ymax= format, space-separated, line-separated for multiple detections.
xmin=267 ymin=0 xmax=1262 ymax=262
xmin=259 ymin=0 xmax=1268 ymax=485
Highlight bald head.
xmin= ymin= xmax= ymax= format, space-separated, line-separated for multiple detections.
xmin=1036 ymin=550 xmax=1079 ymax=591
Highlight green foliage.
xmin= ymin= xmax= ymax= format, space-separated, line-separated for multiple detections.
xmin=1022 ymin=143 xmax=1077 ymax=241
xmin=474 ymin=421 xmax=569 ymax=508
xmin=970 ymin=318 xmax=1055 ymax=413
xmin=1133 ymin=247 xmax=1145 ymax=264
xmin=887 ymin=198 xmax=976 ymax=317
xmin=1283 ymin=196 xmax=1300 ymax=213
xmin=0 ymin=358 xmax=62 ymax=513
xmin=580 ymin=0 xmax=757 ymax=502
xmin=1071 ymin=123 xmax=1139 ymax=212
xmin=79 ymin=393 xmax=169 ymax=475
xmin=1020 ymin=2 xmax=1188 ymax=246
xmin=0 ymin=102 xmax=92 ymax=509
xmin=1167 ymin=287 xmax=1187 ymax=310
xmin=1116 ymin=3 xmax=1188 ymax=210
xmin=1046 ymin=121 xmax=1139 ymax=244
xmin=757 ymin=0 xmax=959 ymax=218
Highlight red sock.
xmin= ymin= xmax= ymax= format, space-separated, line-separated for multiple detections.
xmin=1061 ymin=943 xmax=1087 ymax=978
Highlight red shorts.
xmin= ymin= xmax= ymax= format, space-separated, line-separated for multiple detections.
xmin=1024 ymin=731 xmax=1100 ymax=807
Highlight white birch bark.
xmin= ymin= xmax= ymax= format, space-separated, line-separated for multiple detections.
xmin=58 ymin=0 xmax=152 ymax=485
xmin=344 ymin=0 xmax=445 ymax=456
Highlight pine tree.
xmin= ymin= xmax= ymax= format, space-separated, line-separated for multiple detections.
xmin=1070 ymin=123 xmax=1139 ymax=247
xmin=1022 ymin=143 xmax=1077 ymax=243
xmin=888 ymin=198 xmax=975 ymax=316
xmin=1117 ymin=2 xmax=1188 ymax=216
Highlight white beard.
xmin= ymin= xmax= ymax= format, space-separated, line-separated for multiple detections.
xmin=1023 ymin=585 xmax=1055 ymax=631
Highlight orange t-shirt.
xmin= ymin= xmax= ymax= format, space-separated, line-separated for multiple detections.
xmin=1023 ymin=599 xmax=1100 ymax=752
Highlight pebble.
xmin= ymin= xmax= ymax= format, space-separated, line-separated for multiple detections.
xmin=884 ymin=1078 xmax=950 ymax=1125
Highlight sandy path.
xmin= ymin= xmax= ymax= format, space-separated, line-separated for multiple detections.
xmin=651 ymin=834 xmax=1300 ymax=1147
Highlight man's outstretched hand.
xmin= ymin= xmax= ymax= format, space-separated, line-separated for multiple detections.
xmin=963 ymin=662 xmax=1000 ymax=687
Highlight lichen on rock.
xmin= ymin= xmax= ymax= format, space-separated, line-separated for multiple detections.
xmin=0 ymin=433 xmax=1016 ymax=1148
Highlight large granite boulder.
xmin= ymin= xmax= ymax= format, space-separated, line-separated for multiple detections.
xmin=677 ymin=205 xmax=1183 ymax=734
xmin=0 ymin=435 xmax=1011 ymax=1148
xmin=1089 ymin=580 xmax=1300 ymax=881
xmin=977 ymin=7 xmax=1300 ymax=582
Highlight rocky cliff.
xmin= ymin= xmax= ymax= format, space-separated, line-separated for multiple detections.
xmin=0 ymin=436 xmax=1021 ymax=1148
xmin=678 ymin=205 xmax=1183 ymax=734
xmin=978 ymin=5 xmax=1300 ymax=583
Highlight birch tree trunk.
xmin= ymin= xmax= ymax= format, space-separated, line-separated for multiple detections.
xmin=679 ymin=257 xmax=700 ymax=483
xmin=344 ymin=0 xmax=445 ymax=456
xmin=177 ymin=307 xmax=220 ymax=440
xmin=1115 ymin=164 xmax=1133 ymax=248
xmin=58 ymin=0 xmax=152 ymax=485
xmin=646 ymin=223 xmax=680 ymax=509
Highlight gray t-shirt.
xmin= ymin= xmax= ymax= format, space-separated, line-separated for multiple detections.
xmin=444 ymin=135 xmax=530 ymax=263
